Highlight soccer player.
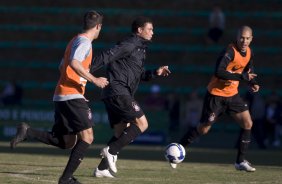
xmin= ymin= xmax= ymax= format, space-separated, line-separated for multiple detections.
xmin=10 ymin=11 xmax=108 ymax=184
xmin=90 ymin=16 xmax=171 ymax=177
xmin=175 ymin=26 xmax=259 ymax=171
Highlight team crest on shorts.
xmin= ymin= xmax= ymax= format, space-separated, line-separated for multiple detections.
xmin=132 ymin=102 xmax=140 ymax=112
xmin=208 ymin=113 xmax=216 ymax=122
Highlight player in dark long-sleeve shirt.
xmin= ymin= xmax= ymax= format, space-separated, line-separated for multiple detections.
xmin=90 ymin=16 xmax=171 ymax=178
xmin=173 ymin=26 xmax=259 ymax=172
xmin=91 ymin=33 xmax=160 ymax=98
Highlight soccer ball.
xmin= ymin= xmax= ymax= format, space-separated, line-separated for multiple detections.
xmin=165 ymin=143 xmax=186 ymax=164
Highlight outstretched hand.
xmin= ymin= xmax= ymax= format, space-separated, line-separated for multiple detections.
xmin=156 ymin=66 xmax=171 ymax=77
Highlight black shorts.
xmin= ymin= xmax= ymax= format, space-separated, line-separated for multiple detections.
xmin=103 ymin=95 xmax=144 ymax=128
xmin=52 ymin=99 xmax=93 ymax=136
xmin=200 ymin=92 xmax=249 ymax=124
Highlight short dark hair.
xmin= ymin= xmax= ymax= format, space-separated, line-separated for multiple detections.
xmin=131 ymin=16 xmax=153 ymax=33
xmin=83 ymin=10 xmax=103 ymax=31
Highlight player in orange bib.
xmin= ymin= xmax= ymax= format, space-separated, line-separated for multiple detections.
xmin=10 ymin=11 xmax=108 ymax=184
xmin=174 ymin=26 xmax=259 ymax=171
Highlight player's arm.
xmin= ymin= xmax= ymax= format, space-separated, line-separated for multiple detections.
xmin=243 ymin=53 xmax=258 ymax=85
xmin=215 ymin=47 xmax=256 ymax=82
xmin=70 ymin=60 xmax=108 ymax=88
xmin=141 ymin=66 xmax=171 ymax=81
xmin=70 ymin=37 xmax=108 ymax=88
xmin=244 ymin=54 xmax=260 ymax=92
xmin=90 ymin=41 xmax=134 ymax=73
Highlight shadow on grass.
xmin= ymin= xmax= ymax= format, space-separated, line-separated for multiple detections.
xmin=0 ymin=171 xmax=52 ymax=176
xmin=1 ymin=142 xmax=282 ymax=167
xmin=0 ymin=162 xmax=62 ymax=168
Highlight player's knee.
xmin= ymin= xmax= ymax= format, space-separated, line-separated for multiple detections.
xmin=197 ymin=124 xmax=211 ymax=135
xmin=142 ymin=122 xmax=149 ymax=132
xmin=199 ymin=128 xmax=209 ymax=135
xmin=78 ymin=128 xmax=94 ymax=144
xmin=135 ymin=115 xmax=148 ymax=132
xmin=88 ymin=135 xmax=94 ymax=144
xmin=243 ymin=123 xmax=252 ymax=130
xmin=138 ymin=122 xmax=148 ymax=132
xmin=241 ymin=120 xmax=253 ymax=130
xmin=58 ymin=136 xmax=77 ymax=149
xmin=82 ymin=134 xmax=94 ymax=144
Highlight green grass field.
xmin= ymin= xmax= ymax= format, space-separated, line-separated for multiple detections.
xmin=0 ymin=141 xmax=282 ymax=184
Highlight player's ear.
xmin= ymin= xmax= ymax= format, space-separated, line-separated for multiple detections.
xmin=96 ymin=24 xmax=102 ymax=30
xmin=137 ymin=27 xmax=143 ymax=34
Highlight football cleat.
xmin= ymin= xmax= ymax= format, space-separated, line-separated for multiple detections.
xmin=10 ymin=122 xmax=30 ymax=149
xmin=93 ymin=168 xmax=115 ymax=178
xmin=235 ymin=160 xmax=256 ymax=172
xmin=100 ymin=146 xmax=117 ymax=173
xmin=58 ymin=176 xmax=81 ymax=184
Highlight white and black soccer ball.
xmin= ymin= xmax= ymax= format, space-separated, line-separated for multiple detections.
xmin=165 ymin=143 xmax=186 ymax=164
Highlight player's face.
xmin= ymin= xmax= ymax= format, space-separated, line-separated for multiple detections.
xmin=236 ymin=30 xmax=253 ymax=52
xmin=137 ymin=23 xmax=154 ymax=41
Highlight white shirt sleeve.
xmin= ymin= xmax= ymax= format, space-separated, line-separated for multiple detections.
xmin=69 ymin=36 xmax=92 ymax=62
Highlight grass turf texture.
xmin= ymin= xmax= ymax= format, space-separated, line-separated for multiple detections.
xmin=0 ymin=141 xmax=281 ymax=184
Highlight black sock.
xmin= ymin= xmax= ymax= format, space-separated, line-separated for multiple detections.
xmin=27 ymin=128 xmax=61 ymax=147
xmin=179 ymin=127 xmax=200 ymax=147
xmin=61 ymin=140 xmax=90 ymax=180
xmin=108 ymin=124 xmax=142 ymax=155
xmin=98 ymin=136 xmax=118 ymax=170
xmin=236 ymin=129 xmax=251 ymax=163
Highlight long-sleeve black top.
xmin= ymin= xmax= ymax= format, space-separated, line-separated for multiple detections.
xmin=90 ymin=34 xmax=157 ymax=98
